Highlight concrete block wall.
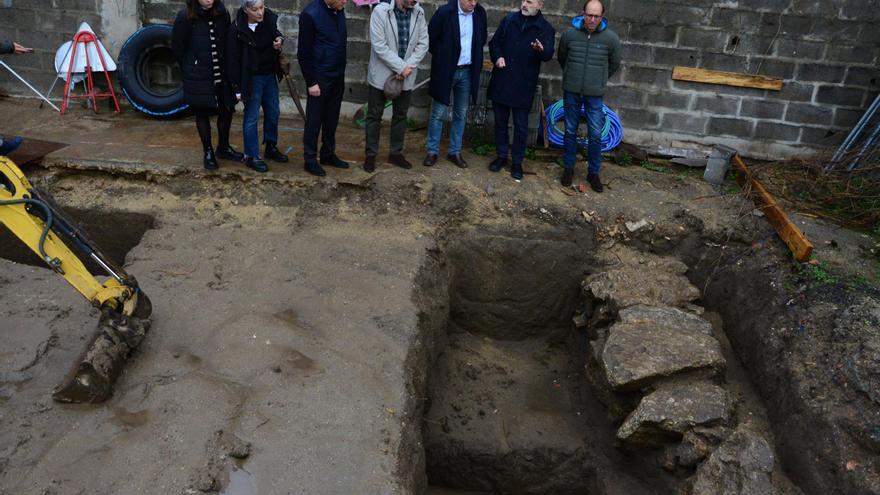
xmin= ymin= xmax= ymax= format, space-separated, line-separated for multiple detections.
xmin=2 ymin=0 xmax=879 ymax=158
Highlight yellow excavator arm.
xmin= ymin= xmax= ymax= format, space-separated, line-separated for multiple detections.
xmin=1 ymin=156 xmax=151 ymax=403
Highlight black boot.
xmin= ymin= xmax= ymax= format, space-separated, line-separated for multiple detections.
xmin=264 ymin=142 xmax=289 ymax=162
xmin=489 ymin=157 xmax=507 ymax=172
xmin=216 ymin=145 xmax=244 ymax=161
xmin=511 ymin=162 xmax=523 ymax=181
xmin=561 ymin=167 xmax=574 ymax=187
xmin=204 ymin=148 xmax=218 ymax=170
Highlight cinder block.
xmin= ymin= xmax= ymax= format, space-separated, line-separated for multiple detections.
xmin=739 ymin=0 xmax=791 ymax=11
xmin=740 ymin=99 xmax=785 ymax=119
xmin=627 ymin=23 xmax=678 ymax=44
xmin=747 ymin=57 xmax=796 ymax=79
xmin=695 ymin=95 xmax=740 ymax=115
xmin=824 ymin=44 xmax=877 ymax=65
xmin=653 ymin=46 xmax=699 ymax=67
xmin=656 ymin=5 xmax=709 ymax=26
xmin=621 ymin=43 xmax=652 ymax=65
xmin=757 ymin=13 xmax=811 ymax=38
xmin=678 ymin=28 xmax=727 ymax=51
xmin=774 ymin=38 xmax=825 ymax=59
xmin=707 ymin=117 xmax=753 ymax=138
xmin=840 ymin=0 xmax=880 ymax=21
xmin=816 ymin=85 xmax=866 ymax=107
xmin=646 ymin=91 xmax=692 ymax=109
xmin=626 ymin=66 xmax=670 ymax=87
xmin=660 ymin=112 xmax=708 ymax=134
xmin=806 ymin=18 xmax=861 ymax=43
xmin=754 ymin=121 xmax=800 ymax=142
xmin=800 ymin=126 xmax=846 ymax=147
xmin=710 ymin=9 xmax=761 ymax=32
xmin=785 ymin=103 xmax=833 ymax=125
xmin=699 ymin=52 xmax=748 ymax=73
xmin=603 ymin=86 xmax=646 ymax=107
xmin=735 ymin=34 xmax=778 ymax=55
xmin=617 ymin=107 xmax=660 ymax=128
xmin=844 ymin=66 xmax=880 ymax=88
xmin=765 ymin=81 xmax=815 ymax=102
xmin=834 ymin=108 xmax=866 ymax=128
xmin=797 ymin=63 xmax=846 ymax=83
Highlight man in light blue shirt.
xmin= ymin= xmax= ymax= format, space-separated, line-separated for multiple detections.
xmin=424 ymin=0 xmax=487 ymax=168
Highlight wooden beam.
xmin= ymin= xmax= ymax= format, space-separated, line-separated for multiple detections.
xmin=732 ymin=154 xmax=814 ymax=262
xmin=672 ymin=66 xmax=783 ymax=91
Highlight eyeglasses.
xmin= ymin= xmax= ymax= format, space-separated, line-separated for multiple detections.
xmin=584 ymin=14 xmax=602 ymax=19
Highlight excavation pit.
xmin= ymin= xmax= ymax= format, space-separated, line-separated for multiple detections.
xmin=0 ymin=207 xmax=154 ymax=274
xmin=420 ymin=225 xmax=679 ymax=495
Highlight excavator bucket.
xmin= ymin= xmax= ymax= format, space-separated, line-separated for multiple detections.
xmin=1 ymin=155 xmax=153 ymax=404
xmin=52 ymin=293 xmax=152 ymax=403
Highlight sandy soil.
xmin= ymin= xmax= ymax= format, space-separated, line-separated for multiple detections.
xmin=1 ymin=97 xmax=877 ymax=494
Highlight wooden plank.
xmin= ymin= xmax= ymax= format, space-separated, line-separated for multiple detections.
xmin=732 ymin=154 xmax=814 ymax=261
xmin=672 ymin=66 xmax=783 ymax=91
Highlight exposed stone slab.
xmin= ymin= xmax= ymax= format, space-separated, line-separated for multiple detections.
xmin=601 ymin=321 xmax=726 ymax=391
xmin=618 ymin=305 xmax=713 ymax=336
xmin=584 ymin=257 xmax=700 ymax=313
xmin=617 ymin=381 xmax=732 ymax=447
xmin=687 ymin=428 xmax=775 ymax=495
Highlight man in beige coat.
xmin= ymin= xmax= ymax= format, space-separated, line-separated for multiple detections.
xmin=363 ymin=0 xmax=429 ymax=172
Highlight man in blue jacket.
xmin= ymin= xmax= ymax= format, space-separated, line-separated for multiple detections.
xmin=487 ymin=0 xmax=554 ymax=181
xmin=557 ymin=0 xmax=621 ymax=192
xmin=423 ymin=0 xmax=487 ymax=168
xmin=297 ymin=0 xmax=349 ymax=177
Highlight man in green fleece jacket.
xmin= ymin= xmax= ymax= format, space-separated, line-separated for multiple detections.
xmin=557 ymin=0 xmax=620 ymax=192
xmin=0 ymin=40 xmax=33 ymax=156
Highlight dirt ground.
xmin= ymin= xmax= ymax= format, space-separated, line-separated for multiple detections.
xmin=1 ymin=97 xmax=878 ymax=494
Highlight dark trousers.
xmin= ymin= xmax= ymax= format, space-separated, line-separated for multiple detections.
xmin=365 ymin=85 xmax=412 ymax=157
xmin=493 ymin=102 xmax=529 ymax=166
xmin=303 ymin=77 xmax=344 ymax=162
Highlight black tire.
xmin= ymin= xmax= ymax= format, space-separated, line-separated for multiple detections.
xmin=117 ymin=24 xmax=188 ymax=117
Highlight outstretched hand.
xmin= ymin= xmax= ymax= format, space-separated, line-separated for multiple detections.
xmin=13 ymin=42 xmax=33 ymax=54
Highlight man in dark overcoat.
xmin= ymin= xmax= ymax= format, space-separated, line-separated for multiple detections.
xmin=423 ymin=0 xmax=487 ymax=168
xmin=487 ymin=0 xmax=555 ymax=180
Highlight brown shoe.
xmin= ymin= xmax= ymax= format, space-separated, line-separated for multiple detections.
xmin=423 ymin=153 xmax=438 ymax=167
xmin=364 ymin=156 xmax=376 ymax=173
xmin=446 ymin=153 xmax=468 ymax=168
xmin=388 ymin=153 xmax=413 ymax=169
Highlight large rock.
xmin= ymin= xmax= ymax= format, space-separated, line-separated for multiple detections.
xmin=687 ymin=428 xmax=775 ymax=495
xmin=584 ymin=257 xmax=701 ymax=316
xmin=617 ymin=381 xmax=732 ymax=447
xmin=619 ymin=305 xmax=713 ymax=336
xmin=601 ymin=319 xmax=726 ymax=391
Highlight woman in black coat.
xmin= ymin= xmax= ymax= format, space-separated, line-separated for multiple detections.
xmin=172 ymin=0 xmax=243 ymax=169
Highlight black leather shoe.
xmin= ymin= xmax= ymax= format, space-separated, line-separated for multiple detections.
xmin=423 ymin=153 xmax=438 ymax=167
xmin=364 ymin=156 xmax=376 ymax=173
xmin=320 ymin=155 xmax=349 ymax=168
xmin=446 ymin=153 xmax=468 ymax=168
xmin=511 ymin=163 xmax=523 ymax=181
xmin=561 ymin=167 xmax=574 ymax=187
xmin=388 ymin=153 xmax=413 ymax=169
xmin=489 ymin=157 xmax=507 ymax=172
xmin=265 ymin=143 xmax=289 ymax=162
xmin=587 ymin=173 xmax=604 ymax=193
xmin=216 ymin=146 xmax=244 ymax=162
xmin=305 ymin=160 xmax=327 ymax=177
xmin=0 ymin=136 xmax=23 ymax=155
xmin=204 ymin=149 xmax=219 ymax=170
xmin=245 ymin=156 xmax=268 ymax=173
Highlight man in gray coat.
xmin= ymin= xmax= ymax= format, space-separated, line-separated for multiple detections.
xmin=364 ymin=0 xmax=429 ymax=172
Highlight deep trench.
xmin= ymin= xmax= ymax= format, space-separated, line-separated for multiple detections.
xmin=414 ymin=223 xmax=685 ymax=495
xmin=0 ymin=207 xmax=154 ymax=275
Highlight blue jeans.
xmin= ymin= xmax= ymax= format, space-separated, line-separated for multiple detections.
xmin=563 ymin=91 xmax=603 ymax=175
xmin=243 ymin=74 xmax=280 ymax=158
xmin=427 ymin=67 xmax=471 ymax=155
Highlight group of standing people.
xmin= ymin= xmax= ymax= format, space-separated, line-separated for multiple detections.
xmin=172 ymin=0 xmax=621 ymax=192
xmin=0 ymin=40 xmax=33 ymax=156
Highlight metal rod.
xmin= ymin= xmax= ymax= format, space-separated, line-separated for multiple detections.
xmin=828 ymin=94 xmax=880 ymax=170
xmin=90 ymin=253 xmax=125 ymax=283
xmin=848 ymin=118 xmax=880 ymax=171
xmin=0 ymin=61 xmax=61 ymax=112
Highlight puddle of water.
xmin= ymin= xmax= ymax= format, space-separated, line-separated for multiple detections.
xmin=221 ymin=468 xmax=257 ymax=495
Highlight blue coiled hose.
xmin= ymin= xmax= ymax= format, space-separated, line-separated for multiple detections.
xmin=545 ymin=99 xmax=623 ymax=152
